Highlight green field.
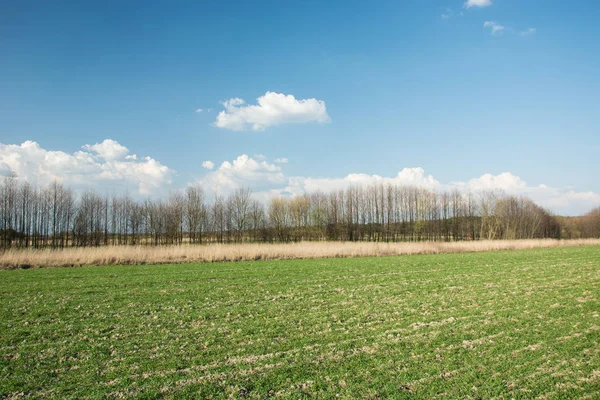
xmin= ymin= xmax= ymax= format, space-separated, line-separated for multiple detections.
xmin=1 ymin=247 xmax=600 ymax=399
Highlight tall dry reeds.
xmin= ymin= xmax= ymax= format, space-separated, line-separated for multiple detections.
xmin=1 ymin=239 xmax=599 ymax=270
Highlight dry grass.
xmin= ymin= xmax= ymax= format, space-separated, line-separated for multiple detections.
xmin=1 ymin=239 xmax=599 ymax=269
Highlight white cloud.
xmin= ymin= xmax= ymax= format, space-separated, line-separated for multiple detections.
xmin=196 ymin=108 xmax=204 ymax=113
xmin=0 ymin=140 xmax=173 ymax=195
xmin=274 ymin=158 xmax=289 ymax=164
xmin=464 ymin=172 xmax=527 ymax=192
xmin=3 ymin=141 xmax=598 ymax=215
xmin=519 ymin=28 xmax=537 ymax=37
xmin=195 ymin=155 xmax=600 ymax=215
xmin=481 ymin=23 xmax=535 ymax=38
xmin=198 ymin=157 xmax=439 ymax=200
xmin=0 ymin=161 xmax=14 ymax=177
xmin=276 ymin=168 xmax=440 ymax=198
xmin=484 ymin=21 xmax=505 ymax=35
xmin=82 ymin=139 xmax=129 ymax=161
xmin=213 ymin=91 xmax=331 ymax=131
xmin=465 ymin=0 xmax=492 ymax=8
xmin=198 ymin=154 xmax=286 ymax=194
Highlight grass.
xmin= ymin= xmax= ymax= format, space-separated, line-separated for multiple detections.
xmin=1 ymin=246 xmax=600 ymax=399
xmin=2 ymin=238 xmax=600 ymax=269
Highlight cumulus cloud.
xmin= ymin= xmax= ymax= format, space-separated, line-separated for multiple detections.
xmin=0 ymin=161 xmax=15 ymax=177
xmin=197 ymin=157 xmax=439 ymax=200
xmin=3 ymin=140 xmax=598 ymax=215
xmin=82 ymin=139 xmax=129 ymax=161
xmin=465 ymin=0 xmax=492 ymax=8
xmin=213 ymin=91 xmax=331 ymax=131
xmin=273 ymin=168 xmax=440 ymax=199
xmin=194 ymin=155 xmax=600 ymax=215
xmin=0 ymin=140 xmax=173 ymax=195
xmin=202 ymin=160 xmax=215 ymax=170
xmin=198 ymin=154 xmax=286 ymax=194
xmin=484 ymin=21 xmax=505 ymax=35
xmin=464 ymin=172 xmax=527 ymax=191
xmin=455 ymin=175 xmax=600 ymax=216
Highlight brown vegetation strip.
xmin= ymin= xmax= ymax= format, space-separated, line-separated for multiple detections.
xmin=1 ymin=239 xmax=599 ymax=269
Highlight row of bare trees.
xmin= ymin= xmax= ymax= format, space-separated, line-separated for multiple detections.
xmin=557 ymin=207 xmax=600 ymax=239
xmin=0 ymin=179 xmax=77 ymax=248
xmin=264 ymin=186 xmax=561 ymax=242
xmin=0 ymin=178 xmax=261 ymax=247
xmin=2 ymin=176 xmax=595 ymax=248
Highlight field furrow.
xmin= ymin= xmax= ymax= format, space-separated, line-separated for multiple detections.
xmin=1 ymin=246 xmax=599 ymax=398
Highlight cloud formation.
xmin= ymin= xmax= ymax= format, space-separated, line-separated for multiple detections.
xmin=2 ymin=141 xmax=598 ymax=215
xmin=198 ymin=154 xmax=286 ymax=194
xmin=213 ymin=91 xmax=331 ymax=131
xmin=202 ymin=161 xmax=215 ymax=170
xmin=465 ymin=0 xmax=492 ymax=8
xmin=195 ymin=155 xmax=600 ymax=216
xmin=484 ymin=21 xmax=505 ymax=35
xmin=0 ymin=139 xmax=173 ymax=195
xmin=82 ymin=139 xmax=129 ymax=161
xmin=481 ymin=23 xmax=536 ymax=38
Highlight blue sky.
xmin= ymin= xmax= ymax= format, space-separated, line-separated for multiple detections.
xmin=1 ymin=0 xmax=599 ymax=214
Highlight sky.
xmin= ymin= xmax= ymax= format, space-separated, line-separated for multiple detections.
xmin=1 ymin=0 xmax=599 ymax=215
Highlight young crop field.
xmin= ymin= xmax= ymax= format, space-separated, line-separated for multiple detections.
xmin=1 ymin=246 xmax=599 ymax=399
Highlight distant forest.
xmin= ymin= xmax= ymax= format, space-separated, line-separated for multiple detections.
xmin=1 ymin=177 xmax=599 ymax=248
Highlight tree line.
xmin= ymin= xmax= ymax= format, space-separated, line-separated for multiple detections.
xmin=556 ymin=207 xmax=600 ymax=239
xmin=1 ymin=176 xmax=598 ymax=248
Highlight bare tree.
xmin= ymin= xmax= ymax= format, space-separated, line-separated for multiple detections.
xmin=186 ymin=185 xmax=207 ymax=244
xmin=229 ymin=187 xmax=252 ymax=242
